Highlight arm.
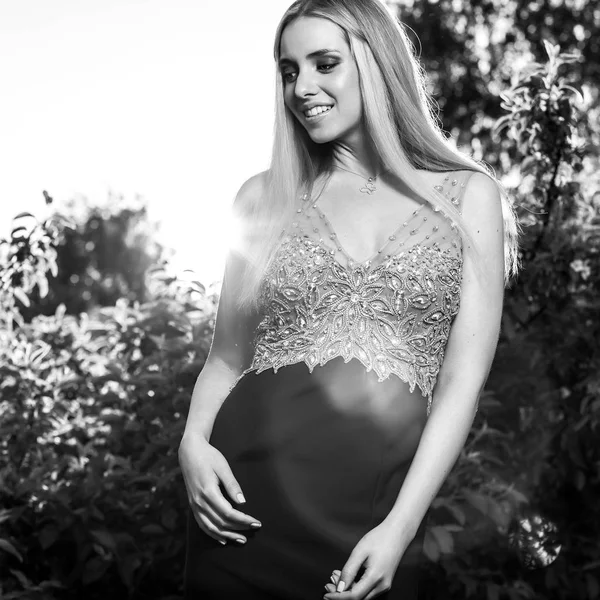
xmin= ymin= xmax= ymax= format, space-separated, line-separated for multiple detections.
xmin=181 ymin=172 xmax=266 ymax=443
xmin=385 ymin=172 xmax=506 ymax=535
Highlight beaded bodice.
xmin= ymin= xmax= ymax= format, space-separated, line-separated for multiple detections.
xmin=238 ymin=171 xmax=474 ymax=415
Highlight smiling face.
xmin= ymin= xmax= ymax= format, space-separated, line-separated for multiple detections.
xmin=278 ymin=16 xmax=364 ymax=145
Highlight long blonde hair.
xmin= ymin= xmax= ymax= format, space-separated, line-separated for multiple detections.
xmin=233 ymin=0 xmax=520 ymax=312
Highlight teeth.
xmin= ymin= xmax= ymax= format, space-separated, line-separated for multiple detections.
xmin=305 ymin=105 xmax=332 ymax=117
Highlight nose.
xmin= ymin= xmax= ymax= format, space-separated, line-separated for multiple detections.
xmin=293 ymin=67 xmax=319 ymax=100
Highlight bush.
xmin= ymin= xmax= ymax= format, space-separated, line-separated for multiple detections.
xmin=0 ymin=260 xmax=214 ymax=599
xmin=421 ymin=41 xmax=600 ymax=600
xmin=0 ymin=36 xmax=598 ymax=600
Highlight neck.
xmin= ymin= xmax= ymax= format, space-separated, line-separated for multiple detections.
xmin=330 ymin=130 xmax=382 ymax=177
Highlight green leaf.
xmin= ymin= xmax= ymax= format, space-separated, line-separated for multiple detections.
xmin=90 ymin=529 xmax=117 ymax=551
xmin=141 ymin=524 xmax=164 ymax=535
xmin=117 ymin=554 xmax=142 ymax=591
xmin=558 ymin=83 xmax=584 ymax=103
xmin=39 ymin=526 xmax=60 ymax=550
xmin=12 ymin=212 xmax=36 ymax=220
xmin=82 ymin=557 xmax=110 ymax=585
xmin=0 ymin=539 xmax=23 ymax=562
xmin=10 ymin=226 xmax=28 ymax=237
xmin=423 ymin=530 xmax=440 ymax=562
xmin=542 ymin=39 xmax=559 ymax=60
xmin=446 ymin=503 xmax=466 ymax=525
xmin=37 ymin=276 xmax=49 ymax=299
xmin=430 ymin=525 xmax=454 ymax=554
xmin=8 ymin=568 xmax=31 ymax=588
xmin=13 ymin=288 xmax=30 ymax=307
xmin=463 ymin=490 xmax=489 ymax=515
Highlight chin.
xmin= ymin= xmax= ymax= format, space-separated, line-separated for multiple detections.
xmin=307 ymin=132 xmax=336 ymax=144
xmin=305 ymin=126 xmax=342 ymax=145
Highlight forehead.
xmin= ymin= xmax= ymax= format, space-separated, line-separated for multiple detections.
xmin=279 ymin=16 xmax=348 ymax=60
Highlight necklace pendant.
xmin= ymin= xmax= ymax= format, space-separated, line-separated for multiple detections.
xmin=360 ymin=179 xmax=377 ymax=194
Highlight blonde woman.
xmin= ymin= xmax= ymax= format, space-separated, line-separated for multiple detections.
xmin=179 ymin=0 xmax=519 ymax=598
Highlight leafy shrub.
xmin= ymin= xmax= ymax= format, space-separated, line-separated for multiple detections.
xmin=421 ymin=41 xmax=600 ymax=600
xmin=0 ymin=34 xmax=598 ymax=600
xmin=0 ymin=256 xmax=214 ymax=599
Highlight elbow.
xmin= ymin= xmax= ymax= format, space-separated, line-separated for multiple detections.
xmin=432 ymin=369 xmax=489 ymax=413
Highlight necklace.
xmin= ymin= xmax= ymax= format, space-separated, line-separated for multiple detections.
xmin=332 ymin=164 xmax=385 ymax=195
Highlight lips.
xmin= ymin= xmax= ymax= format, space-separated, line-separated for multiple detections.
xmin=303 ymin=106 xmax=333 ymax=122
xmin=301 ymin=103 xmax=334 ymax=116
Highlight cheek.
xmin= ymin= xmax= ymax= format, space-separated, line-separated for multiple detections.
xmin=332 ymin=72 xmax=362 ymax=110
xmin=282 ymin=86 xmax=296 ymax=114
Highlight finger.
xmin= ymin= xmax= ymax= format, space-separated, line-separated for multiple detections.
xmin=214 ymin=459 xmax=247 ymax=507
xmin=324 ymin=574 xmax=377 ymax=600
xmin=364 ymin=583 xmax=390 ymax=600
xmin=190 ymin=507 xmax=227 ymax=544
xmin=200 ymin=502 xmax=251 ymax=542
xmin=324 ymin=583 xmax=336 ymax=594
xmin=337 ymin=572 xmax=379 ymax=600
xmin=204 ymin=492 xmax=260 ymax=530
xmin=191 ymin=502 xmax=248 ymax=544
xmin=336 ymin=551 xmax=366 ymax=593
xmin=204 ymin=486 xmax=262 ymax=530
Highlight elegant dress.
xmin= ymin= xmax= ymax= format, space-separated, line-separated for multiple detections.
xmin=184 ymin=170 xmax=476 ymax=600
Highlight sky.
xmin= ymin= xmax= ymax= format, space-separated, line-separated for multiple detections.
xmin=0 ymin=0 xmax=291 ymax=285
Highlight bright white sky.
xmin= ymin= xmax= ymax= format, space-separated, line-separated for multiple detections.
xmin=0 ymin=0 xmax=291 ymax=285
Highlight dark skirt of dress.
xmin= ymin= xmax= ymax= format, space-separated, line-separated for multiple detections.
xmin=183 ymin=356 xmax=430 ymax=600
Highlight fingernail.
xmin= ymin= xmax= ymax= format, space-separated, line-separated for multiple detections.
xmin=251 ymin=522 xmax=261 ymax=528
xmin=237 ymin=493 xmax=246 ymax=503
xmin=337 ymin=581 xmax=345 ymax=592
xmin=324 ymin=585 xmax=329 ymax=590
xmin=235 ymin=538 xmax=246 ymax=544
xmin=219 ymin=540 xmax=226 ymax=545
xmin=330 ymin=575 xmax=336 ymax=584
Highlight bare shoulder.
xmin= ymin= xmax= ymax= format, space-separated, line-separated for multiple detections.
xmin=234 ymin=170 xmax=269 ymax=210
xmin=462 ymin=170 xmax=500 ymax=195
xmin=230 ymin=171 xmax=269 ymax=249
xmin=462 ymin=171 xmax=502 ymax=223
xmin=460 ymin=171 xmax=504 ymax=276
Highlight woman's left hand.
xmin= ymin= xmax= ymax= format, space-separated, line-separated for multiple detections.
xmin=323 ymin=520 xmax=412 ymax=600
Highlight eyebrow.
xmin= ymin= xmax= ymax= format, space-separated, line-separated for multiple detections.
xmin=278 ymin=49 xmax=341 ymax=66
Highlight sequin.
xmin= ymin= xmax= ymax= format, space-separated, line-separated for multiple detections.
xmin=236 ymin=171 xmax=474 ymax=416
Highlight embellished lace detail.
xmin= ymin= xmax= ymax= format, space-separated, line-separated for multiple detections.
xmin=236 ymin=171 xmax=474 ymax=415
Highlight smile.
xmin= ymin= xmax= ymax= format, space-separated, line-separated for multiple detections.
xmin=303 ymin=106 xmax=333 ymax=121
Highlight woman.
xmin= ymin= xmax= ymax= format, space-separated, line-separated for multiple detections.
xmin=179 ymin=0 xmax=519 ymax=598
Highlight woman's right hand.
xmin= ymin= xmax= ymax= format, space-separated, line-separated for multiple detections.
xmin=178 ymin=432 xmax=262 ymax=545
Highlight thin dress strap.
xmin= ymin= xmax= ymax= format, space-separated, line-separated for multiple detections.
xmin=285 ymin=170 xmax=476 ymax=272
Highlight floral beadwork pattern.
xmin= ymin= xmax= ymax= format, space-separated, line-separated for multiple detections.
xmin=229 ymin=171 xmax=474 ymax=415
xmin=246 ymin=230 xmax=462 ymax=415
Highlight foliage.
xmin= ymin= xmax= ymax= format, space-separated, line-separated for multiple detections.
xmin=420 ymin=41 xmax=600 ymax=600
xmin=0 ymin=209 xmax=69 ymax=332
xmin=1 ymin=2 xmax=599 ymax=599
xmin=0 ymin=260 xmax=214 ymax=599
xmin=394 ymin=0 xmax=599 ymax=166
xmin=17 ymin=192 xmax=167 ymax=320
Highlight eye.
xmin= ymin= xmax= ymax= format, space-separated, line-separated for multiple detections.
xmin=281 ymin=62 xmax=339 ymax=84
xmin=318 ymin=63 xmax=338 ymax=73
